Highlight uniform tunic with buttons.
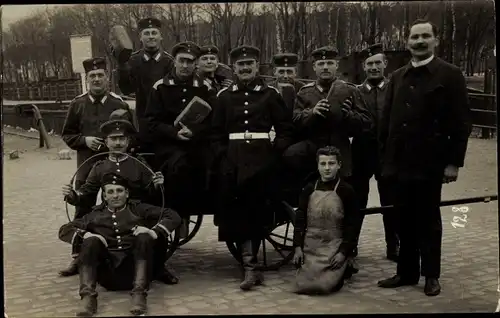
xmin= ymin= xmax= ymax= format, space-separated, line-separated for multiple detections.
xmin=292 ymin=80 xmax=372 ymax=177
xmin=118 ymin=49 xmax=174 ymax=122
xmin=211 ymin=77 xmax=294 ymax=241
xmin=67 ymin=156 xmax=157 ymax=207
xmin=61 ymin=93 xmax=134 ymax=185
xmin=58 ymin=200 xmax=181 ymax=269
xmin=144 ymin=72 xmax=217 ymax=215
xmin=351 ymin=77 xmax=390 ymax=178
xmin=379 ymin=57 xmax=471 ymax=180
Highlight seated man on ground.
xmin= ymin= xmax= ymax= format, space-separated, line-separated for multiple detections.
xmin=60 ymin=110 xmax=178 ymax=285
xmin=58 ymin=173 xmax=181 ymax=317
xmin=292 ymin=146 xmax=361 ymax=295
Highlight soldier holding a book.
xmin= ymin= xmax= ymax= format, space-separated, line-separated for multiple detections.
xmin=143 ymin=41 xmax=216 ymax=238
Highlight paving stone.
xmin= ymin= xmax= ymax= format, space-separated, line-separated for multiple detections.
xmin=3 ymin=135 xmax=498 ymax=316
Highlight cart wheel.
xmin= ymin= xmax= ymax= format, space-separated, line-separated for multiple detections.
xmin=164 ymin=224 xmax=181 ymax=260
xmin=177 ymin=213 xmax=204 ymax=246
xmin=225 ymin=219 xmax=295 ymax=271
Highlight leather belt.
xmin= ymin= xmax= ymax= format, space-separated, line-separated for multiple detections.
xmin=229 ymin=132 xmax=270 ymax=140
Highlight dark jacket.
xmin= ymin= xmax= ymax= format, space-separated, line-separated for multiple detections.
xmin=379 ymin=57 xmax=471 ymax=180
xmin=117 ymin=49 xmax=174 ymax=121
xmin=143 ymin=72 xmax=216 ymax=161
xmin=66 ymin=156 xmax=158 ymax=206
xmin=61 ymin=92 xmax=133 ymax=181
xmin=351 ymin=77 xmax=390 ymax=177
xmin=293 ymin=79 xmax=373 ymax=177
xmin=211 ymin=77 xmax=294 ymax=186
xmin=58 ymin=200 xmax=181 ymax=268
xmin=292 ymin=177 xmax=361 ymax=257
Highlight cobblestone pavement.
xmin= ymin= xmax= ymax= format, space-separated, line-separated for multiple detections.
xmin=3 ymin=132 xmax=499 ymax=317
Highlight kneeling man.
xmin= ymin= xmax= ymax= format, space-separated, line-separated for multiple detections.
xmin=58 ymin=173 xmax=181 ymax=317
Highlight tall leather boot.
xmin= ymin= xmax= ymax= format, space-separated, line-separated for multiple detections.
xmin=239 ymin=240 xmax=259 ymax=291
xmin=130 ymin=260 xmax=149 ymax=316
xmin=76 ymin=265 xmax=98 ymax=317
xmin=59 ymin=258 xmax=79 ymax=277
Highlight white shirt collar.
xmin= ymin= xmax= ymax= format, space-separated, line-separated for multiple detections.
xmin=411 ymin=55 xmax=435 ymax=68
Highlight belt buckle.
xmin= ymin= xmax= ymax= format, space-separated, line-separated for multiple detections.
xmin=244 ymin=131 xmax=253 ymax=140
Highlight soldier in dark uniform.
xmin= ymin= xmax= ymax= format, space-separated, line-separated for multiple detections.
xmin=271 ymin=53 xmax=305 ymax=94
xmin=144 ymin=41 xmax=216 ymax=237
xmin=377 ymin=19 xmax=471 ymax=296
xmin=59 ymin=173 xmax=181 ymax=316
xmin=211 ymin=45 xmax=294 ymax=291
xmin=196 ymin=45 xmax=233 ymax=92
xmin=116 ymin=17 xmax=174 ymax=151
xmin=61 ymin=57 xmax=134 ymax=220
xmin=61 ymin=111 xmax=179 ymax=284
xmin=350 ymin=44 xmax=399 ymax=262
xmin=282 ymin=47 xmax=372 ymax=193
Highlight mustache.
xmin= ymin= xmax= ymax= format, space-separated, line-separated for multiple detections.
xmin=411 ymin=43 xmax=428 ymax=49
xmin=239 ymin=70 xmax=252 ymax=74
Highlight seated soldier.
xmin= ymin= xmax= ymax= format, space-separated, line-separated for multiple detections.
xmin=58 ymin=173 xmax=181 ymax=317
xmin=292 ymin=146 xmax=361 ymax=295
xmin=60 ymin=110 xmax=178 ymax=285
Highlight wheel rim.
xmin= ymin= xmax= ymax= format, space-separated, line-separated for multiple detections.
xmin=164 ymin=225 xmax=181 ymax=260
xmin=177 ymin=214 xmax=204 ymax=246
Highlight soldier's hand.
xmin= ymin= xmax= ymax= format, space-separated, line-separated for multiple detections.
xmin=222 ymin=79 xmax=233 ymax=87
xmin=178 ymin=122 xmax=193 ymax=139
xmin=443 ymin=165 xmax=459 ymax=183
xmin=83 ymin=232 xmax=108 ymax=247
xmin=342 ymin=96 xmax=354 ymax=108
xmin=85 ymin=136 xmax=105 ymax=151
xmin=62 ymin=184 xmax=76 ymax=199
xmin=312 ymin=99 xmax=330 ymax=118
xmin=133 ymin=225 xmax=158 ymax=239
xmin=152 ymin=172 xmax=164 ymax=187
xmin=293 ymin=247 xmax=304 ymax=268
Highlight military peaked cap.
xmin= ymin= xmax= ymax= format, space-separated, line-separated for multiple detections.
xmin=83 ymin=57 xmax=107 ymax=73
xmin=172 ymin=41 xmax=201 ymax=59
xmin=100 ymin=119 xmax=136 ymax=136
xmin=230 ymin=45 xmax=260 ymax=63
xmin=199 ymin=45 xmax=219 ymax=57
xmin=101 ymin=173 xmax=130 ymax=188
xmin=100 ymin=109 xmax=136 ymax=136
xmin=272 ymin=53 xmax=299 ymax=67
xmin=138 ymin=17 xmax=162 ymax=31
xmin=360 ymin=43 xmax=384 ymax=60
xmin=311 ymin=46 xmax=338 ymax=61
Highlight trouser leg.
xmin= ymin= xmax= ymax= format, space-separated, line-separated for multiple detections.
xmin=378 ymin=177 xmax=400 ymax=252
xmin=418 ymin=179 xmax=443 ymax=279
xmin=239 ymin=239 xmax=261 ymax=291
xmin=130 ymin=233 xmax=155 ymax=316
xmin=395 ymin=180 xmax=420 ymax=281
xmin=349 ymin=174 xmax=371 ymax=256
xmin=76 ymin=237 xmax=107 ymax=317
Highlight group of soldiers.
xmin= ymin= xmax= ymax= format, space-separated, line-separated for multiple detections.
xmin=58 ymin=16 xmax=471 ymax=316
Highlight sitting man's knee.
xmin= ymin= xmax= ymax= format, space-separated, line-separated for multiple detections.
xmin=135 ymin=233 xmax=155 ymax=245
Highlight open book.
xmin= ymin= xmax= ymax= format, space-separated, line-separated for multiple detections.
xmin=174 ymin=96 xmax=212 ymax=132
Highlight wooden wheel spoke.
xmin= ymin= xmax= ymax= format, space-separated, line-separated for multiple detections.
xmin=265 ymin=236 xmax=288 ymax=259
xmin=268 ymin=232 xmax=293 ymax=245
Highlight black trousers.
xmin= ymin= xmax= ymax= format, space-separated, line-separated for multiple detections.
xmin=393 ymin=177 xmax=443 ymax=279
xmin=350 ymin=174 xmax=399 ymax=249
xmin=79 ymin=234 xmax=155 ymax=295
xmin=156 ymin=150 xmax=207 ymax=217
xmin=74 ymin=232 xmax=169 ymax=275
